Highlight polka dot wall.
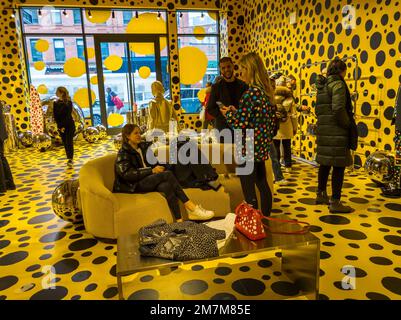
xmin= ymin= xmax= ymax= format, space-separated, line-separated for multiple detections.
xmin=225 ymin=0 xmax=401 ymax=166
xmin=1 ymin=140 xmax=401 ymax=300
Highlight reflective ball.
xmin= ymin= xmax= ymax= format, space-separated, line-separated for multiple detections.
xmin=364 ymin=151 xmax=394 ymax=186
xmin=83 ymin=127 xmax=100 ymax=143
xmin=33 ymin=133 xmax=52 ymax=152
xmin=96 ymin=125 xmax=107 ymax=139
xmin=113 ymin=133 xmax=122 ymax=150
xmin=52 ymin=179 xmax=82 ymax=223
xmin=18 ymin=131 xmax=34 ymax=147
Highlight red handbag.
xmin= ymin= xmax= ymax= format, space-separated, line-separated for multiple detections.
xmin=234 ymin=202 xmax=311 ymax=241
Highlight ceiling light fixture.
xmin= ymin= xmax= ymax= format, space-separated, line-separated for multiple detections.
xmin=179 ymin=12 xmax=183 ymax=18
xmin=201 ymin=12 xmax=204 ymax=19
xmin=38 ymin=9 xmax=42 ymax=17
xmin=157 ymin=11 xmax=161 ymax=20
xmin=135 ymin=11 xmax=139 ymax=18
xmin=62 ymin=9 xmax=68 ymax=17
xmin=88 ymin=9 xmax=92 ymax=18
xmin=112 ymin=10 xmax=115 ymax=19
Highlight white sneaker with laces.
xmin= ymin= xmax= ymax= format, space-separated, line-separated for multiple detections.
xmin=187 ymin=205 xmax=214 ymax=221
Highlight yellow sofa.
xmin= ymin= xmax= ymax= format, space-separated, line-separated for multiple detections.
xmin=79 ymin=143 xmax=273 ymax=239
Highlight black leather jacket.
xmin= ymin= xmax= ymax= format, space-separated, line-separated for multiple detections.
xmin=113 ymin=141 xmax=157 ymax=193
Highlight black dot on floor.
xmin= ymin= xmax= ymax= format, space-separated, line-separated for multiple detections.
xmin=381 ymin=277 xmax=401 ymax=295
xmin=85 ymin=283 xmax=98 ymax=292
xmin=345 ymin=255 xmax=358 ymax=261
xmin=384 ymin=203 xmax=401 ymax=211
xmin=320 ymin=251 xmax=331 ymax=259
xmin=103 ymin=287 xmax=118 ymax=299
xmin=71 ymin=270 xmax=92 ymax=282
xmin=366 ymin=292 xmax=391 ymax=300
xmin=210 ymin=292 xmax=237 ymax=300
xmin=369 ymin=256 xmax=393 ymax=265
xmin=319 ymin=293 xmax=330 ymax=300
xmin=180 ymin=280 xmax=208 ymax=295
xmin=349 ymin=197 xmax=369 ymax=204
xmin=262 ymin=275 xmax=271 ymax=281
xmin=68 ymin=239 xmax=98 ymax=251
xmin=39 ymin=232 xmax=67 ymax=243
xmin=320 ymin=215 xmax=351 ymax=225
xmin=339 ymin=230 xmax=367 ymax=240
xmin=239 ymin=266 xmax=250 ymax=272
xmin=277 ymin=188 xmax=296 ymax=194
xmin=298 ymin=198 xmax=316 ymax=205
xmin=369 ymin=243 xmax=384 ymax=250
xmin=191 ymin=265 xmax=204 ymax=271
xmin=30 ymin=286 xmax=68 ymax=300
xmin=213 ymin=278 xmax=225 ymax=284
xmin=384 ymin=235 xmax=401 ymax=245
xmin=28 ymin=214 xmax=55 ymax=225
xmin=309 ymin=225 xmax=323 ymax=232
xmin=92 ymin=256 xmax=108 ymax=264
xmin=271 ymin=281 xmax=300 ymax=296
xmin=0 ymin=275 xmax=18 ymax=291
xmin=378 ymin=217 xmax=401 ymax=227
xmin=53 ymin=259 xmax=79 ymax=275
xmin=128 ymin=289 xmax=159 ymax=300
xmin=0 ymin=251 xmax=29 ymax=266
xmin=232 ymin=279 xmax=266 ymax=296
xmin=215 ymin=267 xmax=232 ymax=276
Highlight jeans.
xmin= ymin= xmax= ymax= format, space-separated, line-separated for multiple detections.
xmin=136 ymin=171 xmax=189 ymax=220
xmin=60 ymin=126 xmax=75 ymax=160
xmin=239 ymin=161 xmax=273 ymax=216
xmin=0 ymin=140 xmax=15 ymax=190
xmin=273 ymin=139 xmax=292 ymax=167
xmin=269 ymin=143 xmax=284 ymax=181
xmin=318 ymin=165 xmax=346 ymax=200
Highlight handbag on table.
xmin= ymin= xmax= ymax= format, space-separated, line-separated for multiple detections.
xmin=234 ymin=202 xmax=311 ymax=241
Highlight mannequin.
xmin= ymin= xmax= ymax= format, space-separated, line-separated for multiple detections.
xmin=148 ymin=81 xmax=178 ymax=133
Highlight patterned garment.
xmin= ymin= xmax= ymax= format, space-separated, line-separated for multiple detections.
xmin=226 ymin=85 xmax=277 ymax=162
xmin=138 ymin=219 xmax=226 ymax=261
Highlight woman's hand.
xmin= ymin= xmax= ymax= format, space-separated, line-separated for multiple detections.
xmin=152 ymin=166 xmax=165 ymax=174
xmin=220 ymin=106 xmax=230 ymax=117
xmin=229 ymin=105 xmax=237 ymax=112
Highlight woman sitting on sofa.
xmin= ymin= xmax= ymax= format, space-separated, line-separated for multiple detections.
xmin=113 ymin=124 xmax=214 ymax=221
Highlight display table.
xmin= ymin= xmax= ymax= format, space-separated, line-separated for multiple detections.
xmin=116 ymin=214 xmax=320 ymax=300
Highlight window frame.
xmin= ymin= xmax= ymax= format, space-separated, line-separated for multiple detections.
xmin=53 ymin=38 xmax=66 ymax=62
xmin=29 ymin=38 xmax=43 ymax=62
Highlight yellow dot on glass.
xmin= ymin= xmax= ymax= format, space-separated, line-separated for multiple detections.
xmin=126 ymin=13 xmax=167 ymax=54
xmin=138 ymin=66 xmax=151 ymax=79
xmin=34 ymin=61 xmax=46 ymax=71
xmin=73 ymin=88 xmax=96 ymax=109
xmin=108 ymin=113 xmax=124 ymax=127
xmin=85 ymin=10 xmax=111 ymax=24
xmin=179 ymin=47 xmax=208 ymax=85
xmin=86 ymin=48 xmax=95 ymax=59
xmin=90 ymin=76 xmax=98 ymax=85
xmin=64 ymin=58 xmax=86 ymax=77
xmin=193 ymin=26 xmax=206 ymax=40
xmin=35 ymin=39 xmax=49 ymax=52
xmin=197 ymin=88 xmax=207 ymax=102
xmin=104 ymin=55 xmax=123 ymax=71
xmin=37 ymin=84 xmax=48 ymax=94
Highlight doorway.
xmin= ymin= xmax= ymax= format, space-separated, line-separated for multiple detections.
xmin=93 ymin=35 xmax=166 ymax=135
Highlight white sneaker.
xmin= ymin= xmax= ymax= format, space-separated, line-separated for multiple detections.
xmin=187 ymin=205 xmax=214 ymax=221
xmin=284 ymin=167 xmax=292 ymax=173
xmin=276 ymin=179 xmax=289 ymax=186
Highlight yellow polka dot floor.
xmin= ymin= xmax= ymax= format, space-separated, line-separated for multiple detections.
xmin=1 ymin=139 xmax=401 ymax=300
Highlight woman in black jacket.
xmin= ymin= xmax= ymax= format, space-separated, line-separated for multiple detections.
xmin=113 ymin=124 xmax=214 ymax=221
xmin=315 ymin=58 xmax=357 ymax=213
xmin=53 ymin=87 xmax=75 ymax=167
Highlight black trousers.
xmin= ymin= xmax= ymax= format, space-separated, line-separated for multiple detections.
xmin=60 ymin=126 xmax=75 ymax=160
xmin=239 ymin=161 xmax=273 ymax=216
xmin=273 ymin=139 xmax=292 ymax=167
xmin=136 ymin=171 xmax=189 ymax=220
xmin=318 ymin=165 xmax=346 ymax=200
xmin=0 ymin=140 xmax=15 ymax=190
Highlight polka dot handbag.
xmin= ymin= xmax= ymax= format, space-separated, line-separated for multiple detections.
xmin=234 ymin=202 xmax=311 ymax=241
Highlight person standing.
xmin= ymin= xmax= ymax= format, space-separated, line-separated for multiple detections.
xmin=221 ymin=52 xmax=277 ymax=216
xmin=207 ymin=57 xmax=248 ymax=142
xmin=0 ymin=104 xmax=16 ymax=193
xmin=315 ymin=57 xmax=357 ymax=213
xmin=53 ymin=87 xmax=75 ymax=167
xmin=106 ymin=87 xmax=117 ymax=115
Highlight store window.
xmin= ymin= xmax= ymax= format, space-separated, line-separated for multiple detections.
xmin=177 ymin=11 xmax=219 ymax=113
xmin=51 ymin=10 xmax=62 ymax=25
xmin=123 ymin=11 xmax=132 ymax=24
xmin=54 ymin=39 xmax=66 ymax=62
xmin=73 ymin=10 xmax=81 ymax=24
xmin=23 ymin=9 xmax=39 ymax=24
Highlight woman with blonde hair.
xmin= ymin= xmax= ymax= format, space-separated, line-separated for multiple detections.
xmin=53 ymin=86 xmax=75 ymax=166
xmin=148 ymin=81 xmax=178 ymax=133
xmin=221 ymin=52 xmax=277 ymax=216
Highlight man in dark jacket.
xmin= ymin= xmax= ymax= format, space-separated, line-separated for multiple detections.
xmin=0 ymin=104 xmax=16 ymax=193
xmin=207 ymin=57 xmax=248 ymax=142
xmin=315 ymin=57 xmax=356 ymax=213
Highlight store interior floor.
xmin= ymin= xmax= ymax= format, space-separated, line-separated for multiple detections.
xmin=0 ymin=138 xmax=400 ymax=300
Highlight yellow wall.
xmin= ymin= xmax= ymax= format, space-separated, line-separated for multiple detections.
xmin=226 ymin=0 xmax=400 ymax=167
xmin=0 ymin=0 xmax=222 ymax=131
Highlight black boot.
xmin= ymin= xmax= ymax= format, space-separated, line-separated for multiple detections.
xmin=315 ymin=190 xmax=329 ymax=205
xmin=329 ymin=199 xmax=354 ymax=213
